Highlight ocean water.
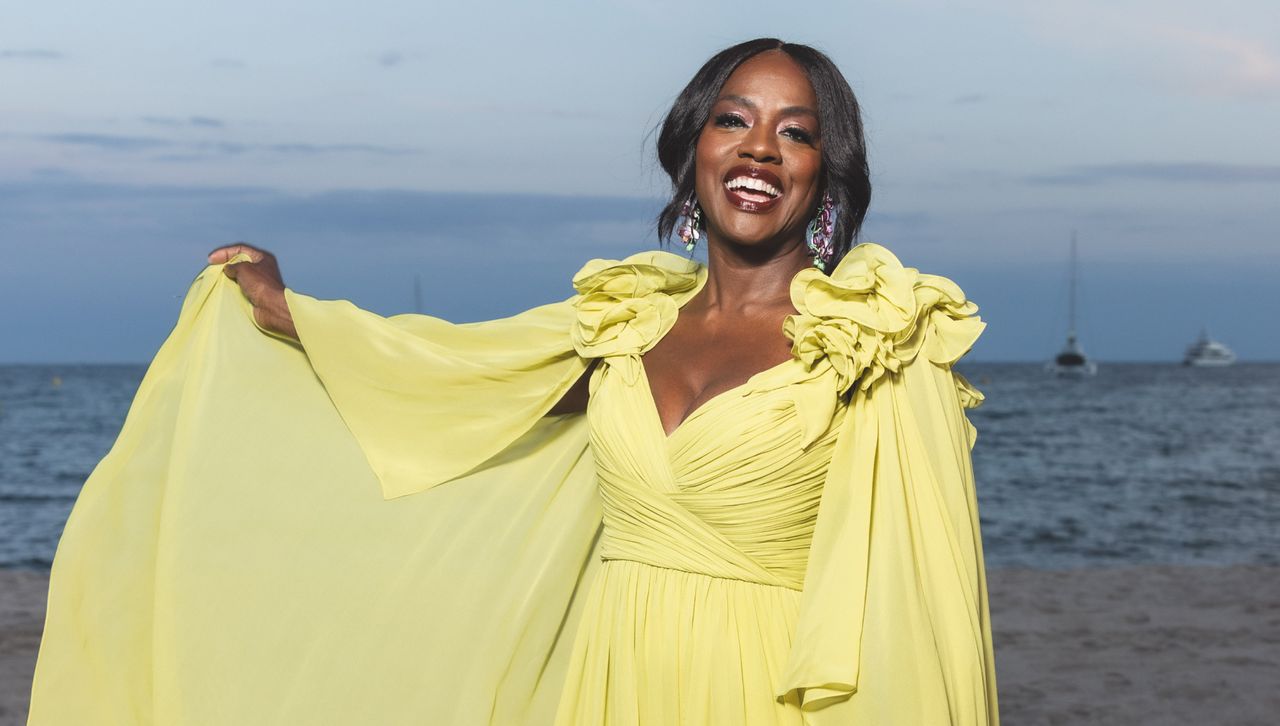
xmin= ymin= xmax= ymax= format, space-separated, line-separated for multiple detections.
xmin=961 ymin=363 xmax=1279 ymax=568
xmin=1 ymin=362 xmax=1276 ymax=570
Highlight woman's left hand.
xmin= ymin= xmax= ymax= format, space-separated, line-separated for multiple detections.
xmin=207 ymin=243 xmax=298 ymax=340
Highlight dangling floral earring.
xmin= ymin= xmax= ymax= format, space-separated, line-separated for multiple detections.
xmin=805 ymin=192 xmax=837 ymax=271
xmin=676 ymin=196 xmax=703 ymax=252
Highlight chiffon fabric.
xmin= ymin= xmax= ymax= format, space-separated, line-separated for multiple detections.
xmin=29 ymin=243 xmax=999 ymax=725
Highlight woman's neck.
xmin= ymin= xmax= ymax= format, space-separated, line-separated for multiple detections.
xmin=695 ymin=238 xmax=811 ymax=314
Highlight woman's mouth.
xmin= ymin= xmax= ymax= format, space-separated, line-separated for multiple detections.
xmin=721 ymin=166 xmax=784 ymax=212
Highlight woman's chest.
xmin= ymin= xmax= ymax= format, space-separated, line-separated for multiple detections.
xmin=640 ymin=308 xmax=796 ymax=438
xmin=585 ymin=358 xmax=845 ymax=491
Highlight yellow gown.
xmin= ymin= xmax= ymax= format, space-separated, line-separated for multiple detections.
xmin=28 ymin=243 xmax=998 ymax=725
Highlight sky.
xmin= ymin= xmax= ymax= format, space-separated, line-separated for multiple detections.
xmin=2 ymin=0 xmax=1278 ymax=362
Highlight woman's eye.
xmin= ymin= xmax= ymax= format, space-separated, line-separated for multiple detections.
xmin=714 ymin=113 xmax=747 ymax=128
xmin=783 ymin=127 xmax=814 ymax=144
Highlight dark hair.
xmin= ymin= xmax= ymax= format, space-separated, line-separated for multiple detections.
xmin=656 ymin=38 xmax=872 ymax=266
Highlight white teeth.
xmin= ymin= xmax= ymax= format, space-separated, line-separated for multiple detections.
xmin=724 ymin=176 xmax=780 ymax=197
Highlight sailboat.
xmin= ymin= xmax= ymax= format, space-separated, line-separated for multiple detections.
xmin=1183 ymin=328 xmax=1236 ymax=366
xmin=1046 ymin=231 xmax=1097 ymax=377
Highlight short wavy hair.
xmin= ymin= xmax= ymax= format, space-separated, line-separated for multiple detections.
xmin=656 ymin=38 xmax=872 ymax=266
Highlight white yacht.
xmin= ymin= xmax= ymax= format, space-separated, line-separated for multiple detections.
xmin=1046 ymin=232 xmax=1097 ymax=377
xmin=1183 ymin=328 xmax=1236 ymax=367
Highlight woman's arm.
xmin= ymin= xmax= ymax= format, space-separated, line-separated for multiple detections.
xmin=207 ymin=243 xmax=297 ymax=339
xmin=547 ymin=361 xmax=595 ymax=416
xmin=207 ymin=243 xmax=592 ymax=415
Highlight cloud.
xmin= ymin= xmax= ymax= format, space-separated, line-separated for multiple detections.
xmin=0 ymin=48 xmax=64 ymax=60
xmin=1151 ymin=25 xmax=1280 ymax=99
xmin=42 ymin=133 xmax=172 ymax=152
xmin=1027 ymin=162 xmax=1280 ymax=185
xmin=0 ymin=179 xmax=656 ymax=241
xmin=865 ymin=209 xmax=935 ymax=227
xmin=951 ymin=93 xmax=987 ymax=105
xmin=141 ymin=116 xmax=227 ymax=129
xmin=28 ymin=167 xmax=79 ymax=180
xmin=990 ymin=2 xmax=1280 ymax=100
xmin=210 ymin=58 xmax=245 ymax=69
xmin=264 ymin=142 xmax=415 ymax=156
xmin=378 ymin=51 xmax=404 ymax=67
xmin=2 ymin=177 xmax=1277 ymax=362
xmin=35 ymin=133 xmax=418 ymax=158
xmin=406 ymin=94 xmax=612 ymax=121
xmin=0 ymin=179 xmax=657 ymax=338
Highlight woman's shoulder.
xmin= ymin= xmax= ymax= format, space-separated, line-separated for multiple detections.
xmin=796 ymin=241 xmax=976 ymax=313
xmin=785 ymin=241 xmax=986 ymax=393
xmin=568 ymin=250 xmax=706 ymax=360
xmin=570 ymin=250 xmax=705 ymax=297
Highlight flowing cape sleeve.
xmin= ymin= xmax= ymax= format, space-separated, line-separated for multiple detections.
xmin=777 ymin=244 xmax=1000 ymax=725
xmin=283 ymin=285 xmax=589 ymax=498
xmin=29 ymin=258 xmax=604 ymax=725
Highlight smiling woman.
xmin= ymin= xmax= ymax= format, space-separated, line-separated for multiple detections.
xmin=657 ymin=39 xmax=871 ymax=269
xmin=29 ymin=38 xmax=999 ymax=726
xmin=697 ymin=53 xmax=825 ymax=257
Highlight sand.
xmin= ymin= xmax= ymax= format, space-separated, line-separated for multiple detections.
xmin=989 ymin=563 xmax=1279 ymax=725
xmin=3 ymin=563 xmax=1277 ymax=725
xmin=0 ymin=570 xmax=44 ymax=726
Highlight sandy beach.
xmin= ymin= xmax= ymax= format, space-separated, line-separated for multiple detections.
xmin=3 ymin=563 xmax=1277 ymax=725
xmin=986 ymin=563 xmax=1279 ymax=725
xmin=0 ymin=570 xmax=44 ymax=726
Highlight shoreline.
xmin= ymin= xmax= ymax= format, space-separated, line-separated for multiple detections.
xmin=4 ymin=563 xmax=1277 ymax=725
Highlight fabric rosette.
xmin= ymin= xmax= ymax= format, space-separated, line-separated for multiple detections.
xmin=784 ymin=242 xmax=985 ymax=398
xmin=570 ymin=253 xmax=704 ymax=382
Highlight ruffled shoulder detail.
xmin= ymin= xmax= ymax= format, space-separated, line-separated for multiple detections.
xmin=783 ymin=242 xmax=986 ymax=396
xmin=570 ymin=251 xmax=705 ymax=366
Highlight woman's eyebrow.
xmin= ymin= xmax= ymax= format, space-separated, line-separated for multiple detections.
xmin=715 ymin=94 xmax=817 ymax=119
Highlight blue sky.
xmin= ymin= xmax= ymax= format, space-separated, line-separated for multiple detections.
xmin=2 ymin=0 xmax=1277 ymax=362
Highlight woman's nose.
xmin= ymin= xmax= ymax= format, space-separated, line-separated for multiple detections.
xmin=738 ymin=124 xmax=780 ymax=164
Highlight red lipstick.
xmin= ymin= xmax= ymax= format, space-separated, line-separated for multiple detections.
xmin=721 ymin=165 xmax=784 ymax=213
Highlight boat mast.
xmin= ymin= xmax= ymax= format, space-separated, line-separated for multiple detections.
xmin=1068 ymin=230 xmax=1077 ymax=343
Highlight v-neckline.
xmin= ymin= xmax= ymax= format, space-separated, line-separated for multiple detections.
xmin=638 ymin=355 xmax=792 ymax=441
xmin=636 ymin=265 xmax=799 ymax=440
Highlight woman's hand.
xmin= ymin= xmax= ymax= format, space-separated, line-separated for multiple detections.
xmin=207 ymin=243 xmax=298 ymax=340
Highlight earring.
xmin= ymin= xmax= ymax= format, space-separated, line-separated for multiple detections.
xmin=676 ymin=196 xmax=703 ymax=252
xmin=805 ymin=192 xmax=837 ymax=271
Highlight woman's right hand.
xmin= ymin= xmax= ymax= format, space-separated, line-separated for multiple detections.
xmin=207 ymin=243 xmax=298 ymax=340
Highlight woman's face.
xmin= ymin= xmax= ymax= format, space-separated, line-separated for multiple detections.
xmin=694 ymin=50 xmax=823 ymax=255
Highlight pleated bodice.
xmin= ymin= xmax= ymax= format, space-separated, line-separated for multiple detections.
xmin=588 ymin=357 xmax=844 ymax=591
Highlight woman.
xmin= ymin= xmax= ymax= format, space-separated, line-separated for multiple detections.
xmin=30 ymin=39 xmax=998 ymax=725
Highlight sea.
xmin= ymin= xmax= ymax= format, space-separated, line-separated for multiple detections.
xmin=1 ymin=362 xmax=1276 ymax=571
